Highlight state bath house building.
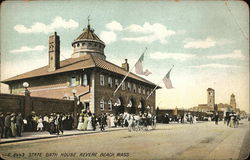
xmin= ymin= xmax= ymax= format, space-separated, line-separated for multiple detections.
xmin=2 ymin=23 xmax=159 ymax=116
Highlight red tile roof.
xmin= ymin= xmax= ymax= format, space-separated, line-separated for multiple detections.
xmin=73 ymin=25 xmax=104 ymax=44
xmin=2 ymin=54 xmax=158 ymax=87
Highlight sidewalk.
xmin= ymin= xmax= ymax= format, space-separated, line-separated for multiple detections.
xmin=0 ymin=127 xmax=126 ymax=144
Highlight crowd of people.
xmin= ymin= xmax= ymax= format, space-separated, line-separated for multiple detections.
xmin=159 ymin=113 xmax=198 ymax=124
xmin=1 ymin=109 xmax=243 ymax=139
xmin=0 ymin=110 xmax=156 ymax=139
xmin=224 ymin=112 xmax=240 ymax=128
xmin=0 ymin=111 xmax=74 ymax=139
xmin=76 ymin=110 xmax=156 ymax=132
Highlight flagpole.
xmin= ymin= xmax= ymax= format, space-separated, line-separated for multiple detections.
xmin=113 ymin=47 xmax=148 ymax=96
xmin=146 ymin=80 xmax=162 ymax=100
xmin=146 ymin=65 xmax=174 ymax=100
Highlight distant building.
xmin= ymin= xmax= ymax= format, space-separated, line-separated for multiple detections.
xmin=189 ymin=88 xmax=215 ymax=112
xmin=1 ymin=23 xmax=159 ymax=115
xmin=207 ymin=88 xmax=215 ymax=109
xmin=230 ymin=93 xmax=236 ymax=109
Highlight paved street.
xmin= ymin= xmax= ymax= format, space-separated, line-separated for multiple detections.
xmin=0 ymin=120 xmax=249 ymax=160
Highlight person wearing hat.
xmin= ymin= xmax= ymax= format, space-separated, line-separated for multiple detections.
xmin=0 ymin=112 xmax=5 ymax=138
xmin=4 ymin=112 xmax=12 ymax=138
xmin=10 ymin=113 xmax=17 ymax=137
xmin=16 ymin=113 xmax=24 ymax=137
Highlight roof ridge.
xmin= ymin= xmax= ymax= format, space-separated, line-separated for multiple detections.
xmin=91 ymin=55 xmax=157 ymax=86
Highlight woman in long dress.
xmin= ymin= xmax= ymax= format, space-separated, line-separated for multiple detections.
xmin=87 ymin=115 xmax=93 ymax=130
xmin=83 ymin=114 xmax=89 ymax=131
xmin=110 ymin=114 xmax=115 ymax=127
xmin=10 ymin=113 xmax=17 ymax=137
xmin=229 ymin=115 xmax=235 ymax=128
xmin=77 ymin=115 xmax=84 ymax=130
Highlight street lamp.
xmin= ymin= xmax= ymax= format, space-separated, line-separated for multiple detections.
xmin=23 ymin=82 xmax=30 ymax=94
xmin=72 ymin=89 xmax=77 ymax=95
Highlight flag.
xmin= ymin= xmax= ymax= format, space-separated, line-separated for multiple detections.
xmin=135 ymin=53 xmax=152 ymax=76
xmin=163 ymin=67 xmax=173 ymax=89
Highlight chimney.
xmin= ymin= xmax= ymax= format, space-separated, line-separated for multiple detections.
xmin=48 ymin=32 xmax=60 ymax=72
xmin=122 ymin=59 xmax=129 ymax=71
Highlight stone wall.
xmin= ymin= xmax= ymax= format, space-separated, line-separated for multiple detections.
xmin=0 ymin=93 xmax=76 ymax=118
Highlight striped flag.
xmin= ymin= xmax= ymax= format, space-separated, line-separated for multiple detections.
xmin=163 ymin=67 xmax=174 ymax=89
xmin=135 ymin=53 xmax=152 ymax=76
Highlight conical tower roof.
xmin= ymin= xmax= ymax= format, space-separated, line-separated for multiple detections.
xmin=73 ymin=25 xmax=104 ymax=44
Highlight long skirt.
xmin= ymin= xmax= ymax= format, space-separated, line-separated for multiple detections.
xmin=83 ymin=117 xmax=88 ymax=130
xmin=77 ymin=122 xmax=84 ymax=130
xmin=11 ymin=123 xmax=17 ymax=137
xmin=229 ymin=119 xmax=235 ymax=128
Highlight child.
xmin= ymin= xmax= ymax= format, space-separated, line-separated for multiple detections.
xmin=37 ymin=116 xmax=44 ymax=132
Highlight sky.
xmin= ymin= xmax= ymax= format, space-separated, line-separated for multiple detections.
xmin=0 ymin=0 xmax=249 ymax=113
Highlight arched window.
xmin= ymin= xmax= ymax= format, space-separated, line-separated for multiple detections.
xmin=108 ymin=100 xmax=112 ymax=111
xmin=122 ymin=82 xmax=125 ymax=90
xmin=142 ymin=87 xmax=145 ymax=94
xmin=115 ymin=79 xmax=119 ymax=88
xmin=127 ymin=82 xmax=131 ymax=91
xmin=127 ymin=100 xmax=132 ymax=108
xmin=108 ymin=77 xmax=112 ymax=87
xmin=133 ymin=83 xmax=136 ymax=93
xmin=114 ymin=98 xmax=121 ymax=106
xmin=138 ymin=86 xmax=141 ymax=94
xmin=138 ymin=101 xmax=142 ymax=108
xmin=100 ymin=74 xmax=104 ymax=86
xmin=82 ymin=74 xmax=88 ymax=86
xmin=100 ymin=99 xmax=104 ymax=110
xmin=70 ymin=76 xmax=76 ymax=86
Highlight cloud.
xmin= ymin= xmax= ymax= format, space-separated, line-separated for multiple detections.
xmin=100 ymin=31 xmax=117 ymax=44
xmin=10 ymin=45 xmax=46 ymax=53
xmin=190 ymin=63 xmax=240 ymax=69
xmin=106 ymin=21 xmax=123 ymax=31
xmin=184 ymin=37 xmax=216 ymax=49
xmin=150 ymin=52 xmax=195 ymax=61
xmin=123 ymin=22 xmax=176 ymax=44
xmin=14 ymin=17 xmax=79 ymax=34
xmin=207 ymin=50 xmax=245 ymax=60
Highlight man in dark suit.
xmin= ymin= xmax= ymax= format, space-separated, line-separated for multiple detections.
xmin=0 ymin=112 xmax=4 ymax=138
xmin=16 ymin=113 xmax=24 ymax=136
xmin=4 ymin=112 xmax=12 ymax=138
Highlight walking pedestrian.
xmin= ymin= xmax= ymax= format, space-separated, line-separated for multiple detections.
xmin=0 ymin=112 xmax=4 ymax=138
xmin=10 ymin=113 xmax=17 ymax=137
xmin=99 ymin=113 xmax=106 ymax=131
xmin=4 ymin=112 xmax=12 ymax=138
xmin=214 ymin=112 xmax=219 ymax=125
xmin=92 ymin=113 xmax=97 ymax=131
xmin=16 ymin=113 xmax=24 ymax=136
xmin=83 ymin=114 xmax=88 ymax=131
xmin=55 ymin=113 xmax=63 ymax=135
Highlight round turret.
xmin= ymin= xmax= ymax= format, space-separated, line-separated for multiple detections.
xmin=71 ymin=25 xmax=106 ymax=59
